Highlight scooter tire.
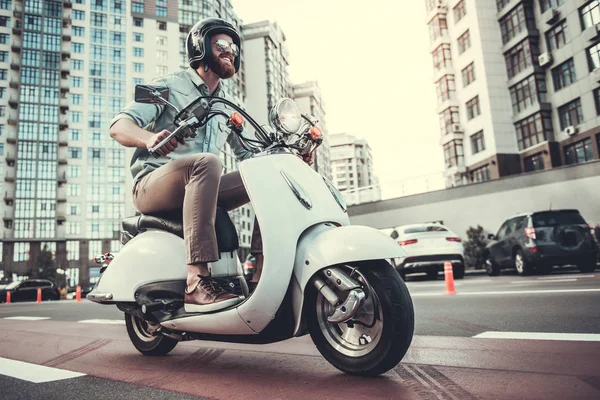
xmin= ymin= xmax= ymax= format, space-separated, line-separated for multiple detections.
xmin=306 ymin=261 xmax=414 ymax=377
xmin=125 ymin=313 xmax=178 ymax=356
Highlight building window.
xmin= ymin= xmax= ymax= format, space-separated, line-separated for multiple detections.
xmin=156 ymin=36 xmax=167 ymax=47
xmin=435 ymin=74 xmax=455 ymax=104
xmin=156 ymin=7 xmax=167 ymax=17
xmin=156 ymin=65 xmax=169 ymax=75
xmin=133 ymin=32 xmax=144 ymax=42
xmin=133 ymin=62 xmax=143 ymax=73
xmin=67 ymin=241 xmax=79 ymax=261
xmin=546 ymin=20 xmax=568 ymax=52
xmin=432 ymin=44 xmax=452 ymax=71
xmin=73 ymin=10 xmax=85 ymax=20
xmin=564 ymin=138 xmax=594 ymax=165
xmin=500 ymin=3 xmax=534 ymax=44
xmin=471 ymin=131 xmax=485 ymax=154
xmin=587 ymin=42 xmax=600 ymax=72
xmin=594 ymin=88 xmax=600 ymax=115
xmin=158 ymin=21 xmax=167 ymax=30
xmin=466 ymin=96 xmax=481 ymax=120
xmin=551 ymin=58 xmax=576 ymax=91
xmin=581 ymin=0 xmax=600 ymax=30
xmin=558 ymin=98 xmax=584 ymax=130
xmin=462 ymin=62 xmax=476 ymax=87
xmin=509 ymin=75 xmax=547 ymax=114
xmin=133 ymin=17 xmax=143 ymax=27
xmin=524 ymin=152 xmax=545 ymax=172
xmin=133 ymin=48 xmax=144 ymax=57
xmin=541 ymin=0 xmax=564 ymax=13
xmin=439 ymin=106 xmax=459 ymax=136
xmin=132 ymin=2 xmax=144 ymax=13
xmin=470 ymin=165 xmax=491 ymax=183
xmin=428 ymin=15 xmax=448 ymax=42
xmin=443 ymin=140 xmax=464 ymax=168
xmin=457 ymin=30 xmax=471 ymax=54
xmin=515 ymin=112 xmax=552 ymax=150
xmin=454 ymin=0 xmax=466 ymax=23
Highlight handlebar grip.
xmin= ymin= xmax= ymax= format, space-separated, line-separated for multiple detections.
xmin=148 ymin=130 xmax=180 ymax=158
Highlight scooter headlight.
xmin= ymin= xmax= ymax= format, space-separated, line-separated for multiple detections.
xmin=323 ymin=177 xmax=347 ymax=213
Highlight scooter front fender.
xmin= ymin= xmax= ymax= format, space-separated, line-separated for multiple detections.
xmin=291 ymin=223 xmax=406 ymax=335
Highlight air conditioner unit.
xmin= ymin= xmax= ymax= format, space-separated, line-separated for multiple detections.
xmin=582 ymin=23 xmax=600 ymax=42
xmin=592 ymin=68 xmax=600 ymax=83
xmin=451 ymin=123 xmax=463 ymax=133
xmin=563 ymin=125 xmax=578 ymax=136
xmin=538 ymin=52 xmax=553 ymax=67
xmin=543 ymin=8 xmax=560 ymax=25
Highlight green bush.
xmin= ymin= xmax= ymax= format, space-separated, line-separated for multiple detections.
xmin=463 ymin=225 xmax=490 ymax=270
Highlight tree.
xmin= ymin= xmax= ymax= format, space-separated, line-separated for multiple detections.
xmin=463 ymin=225 xmax=489 ymax=269
xmin=36 ymin=245 xmax=56 ymax=280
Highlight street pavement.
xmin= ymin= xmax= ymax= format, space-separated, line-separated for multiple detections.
xmin=0 ymin=266 xmax=598 ymax=399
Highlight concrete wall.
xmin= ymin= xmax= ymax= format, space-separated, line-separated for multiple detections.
xmin=348 ymin=160 xmax=600 ymax=238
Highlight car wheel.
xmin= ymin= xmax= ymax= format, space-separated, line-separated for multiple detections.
xmin=577 ymin=260 xmax=597 ymax=273
xmin=453 ymin=263 xmax=465 ymax=279
xmin=485 ymin=254 xmax=500 ymax=276
xmin=514 ymin=249 xmax=532 ymax=276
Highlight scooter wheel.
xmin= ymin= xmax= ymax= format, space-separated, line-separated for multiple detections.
xmin=306 ymin=260 xmax=414 ymax=377
xmin=125 ymin=313 xmax=178 ymax=356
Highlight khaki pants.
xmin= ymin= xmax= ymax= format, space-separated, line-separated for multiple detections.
xmin=132 ymin=153 xmax=262 ymax=264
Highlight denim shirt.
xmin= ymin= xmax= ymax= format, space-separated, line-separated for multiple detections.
xmin=110 ymin=67 xmax=254 ymax=185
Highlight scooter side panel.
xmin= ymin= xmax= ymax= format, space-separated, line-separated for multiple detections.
xmin=94 ymin=230 xmax=187 ymax=301
xmin=291 ymin=224 xmax=407 ymax=335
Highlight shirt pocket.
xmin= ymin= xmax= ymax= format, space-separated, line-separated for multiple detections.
xmin=215 ymin=122 xmax=229 ymax=151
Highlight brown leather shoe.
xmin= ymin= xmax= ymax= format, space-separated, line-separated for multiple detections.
xmin=184 ymin=275 xmax=242 ymax=313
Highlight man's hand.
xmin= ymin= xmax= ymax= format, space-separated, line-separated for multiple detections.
xmin=297 ymin=153 xmax=314 ymax=166
xmin=145 ymin=129 xmax=183 ymax=157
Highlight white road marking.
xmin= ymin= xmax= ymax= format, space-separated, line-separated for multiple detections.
xmin=78 ymin=319 xmax=124 ymax=325
xmin=411 ymin=288 xmax=600 ymax=296
xmin=0 ymin=357 xmax=86 ymax=383
xmin=510 ymin=279 xmax=578 ymax=284
xmin=473 ymin=332 xmax=600 ymax=342
xmin=538 ymin=274 xmax=595 ymax=280
xmin=3 ymin=316 xmax=51 ymax=321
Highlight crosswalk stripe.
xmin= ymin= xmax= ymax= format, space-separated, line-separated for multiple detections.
xmin=3 ymin=316 xmax=51 ymax=321
xmin=473 ymin=332 xmax=600 ymax=341
xmin=78 ymin=319 xmax=125 ymax=325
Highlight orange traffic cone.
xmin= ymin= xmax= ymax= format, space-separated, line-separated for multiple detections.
xmin=76 ymin=285 xmax=81 ymax=302
xmin=6 ymin=291 xmax=11 ymax=304
xmin=36 ymin=288 xmax=42 ymax=303
xmin=444 ymin=262 xmax=456 ymax=295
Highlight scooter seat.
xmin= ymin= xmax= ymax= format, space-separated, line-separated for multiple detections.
xmin=121 ymin=207 xmax=239 ymax=252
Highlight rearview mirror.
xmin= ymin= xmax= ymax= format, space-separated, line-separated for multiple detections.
xmin=134 ymin=85 xmax=170 ymax=104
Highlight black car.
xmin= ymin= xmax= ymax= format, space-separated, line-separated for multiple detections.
xmin=0 ymin=279 xmax=61 ymax=302
xmin=484 ymin=209 xmax=599 ymax=276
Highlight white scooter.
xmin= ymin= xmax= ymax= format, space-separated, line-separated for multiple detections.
xmin=88 ymin=86 xmax=414 ymax=377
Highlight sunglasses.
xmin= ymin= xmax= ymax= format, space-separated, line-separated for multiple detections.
xmin=213 ymin=39 xmax=239 ymax=56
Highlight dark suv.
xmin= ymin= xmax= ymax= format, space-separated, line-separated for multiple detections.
xmin=0 ymin=279 xmax=61 ymax=302
xmin=484 ymin=209 xmax=599 ymax=276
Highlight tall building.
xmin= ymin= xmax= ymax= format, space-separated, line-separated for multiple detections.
xmin=241 ymin=20 xmax=293 ymax=125
xmin=329 ymin=133 xmax=381 ymax=206
xmin=426 ymin=0 xmax=600 ymax=188
xmin=292 ymin=80 xmax=333 ymax=181
xmin=0 ymin=0 xmax=253 ymax=284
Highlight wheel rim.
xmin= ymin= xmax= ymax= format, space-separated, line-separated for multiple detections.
xmin=485 ymin=257 xmax=493 ymax=273
xmin=315 ymin=271 xmax=384 ymax=358
xmin=515 ymin=253 xmax=524 ymax=273
xmin=129 ymin=314 xmax=159 ymax=343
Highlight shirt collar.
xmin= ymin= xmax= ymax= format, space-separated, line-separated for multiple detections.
xmin=185 ymin=67 xmax=223 ymax=96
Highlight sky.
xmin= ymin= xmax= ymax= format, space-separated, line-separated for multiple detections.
xmin=230 ymin=0 xmax=446 ymax=199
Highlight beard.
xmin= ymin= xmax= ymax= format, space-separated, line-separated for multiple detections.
xmin=208 ymin=52 xmax=236 ymax=79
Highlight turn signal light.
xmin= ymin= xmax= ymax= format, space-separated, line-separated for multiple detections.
xmin=398 ymin=239 xmax=418 ymax=246
xmin=310 ymin=126 xmax=322 ymax=139
xmin=446 ymin=237 xmax=461 ymax=242
xmin=230 ymin=112 xmax=244 ymax=127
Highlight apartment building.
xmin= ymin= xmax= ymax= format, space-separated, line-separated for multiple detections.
xmin=426 ymin=0 xmax=600 ymax=187
xmin=329 ymin=132 xmax=381 ymax=206
xmin=292 ymin=80 xmax=333 ymax=181
xmin=0 ymin=0 xmax=254 ymax=284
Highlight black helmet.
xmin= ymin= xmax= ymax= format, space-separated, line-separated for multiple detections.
xmin=186 ymin=18 xmax=241 ymax=72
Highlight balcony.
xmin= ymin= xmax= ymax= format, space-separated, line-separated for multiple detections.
xmin=502 ymin=27 xmax=539 ymax=52
xmin=58 ymin=140 xmax=69 ymax=147
xmin=58 ymin=158 xmax=68 ymax=165
xmin=4 ymin=191 xmax=15 ymax=203
xmin=57 ymin=172 xmax=67 ymax=184
xmin=59 ymin=104 xmax=69 ymax=114
xmin=432 ymin=65 xmax=455 ymax=83
xmin=439 ymin=125 xmax=465 ymax=146
xmin=425 ymin=1 xmax=448 ymax=23
xmin=4 ymin=152 xmax=15 ymax=165
xmin=4 ymin=169 xmax=15 ymax=183
xmin=511 ymin=102 xmax=552 ymax=123
xmin=8 ymin=97 xmax=18 ymax=108
xmin=10 ymin=63 xmax=20 ymax=71
xmin=9 ymin=80 xmax=19 ymax=89
xmin=6 ymin=136 xmax=16 ymax=145
xmin=12 ymin=27 xmax=22 ymax=36
xmin=10 ymin=44 xmax=21 ymax=53
xmin=62 ymin=18 xmax=72 ymax=28
xmin=7 ymin=118 xmax=18 ymax=126
xmin=3 ymin=211 xmax=14 ymax=222
xmin=543 ymin=8 xmax=561 ymax=25
xmin=62 ymin=34 xmax=71 ymax=42
xmin=436 ymin=97 xmax=459 ymax=115
xmin=63 ymin=1 xmax=73 ymax=8
xmin=429 ymin=33 xmax=451 ymax=53
xmin=582 ymin=24 xmax=600 ymax=43
xmin=445 ymin=163 xmax=467 ymax=176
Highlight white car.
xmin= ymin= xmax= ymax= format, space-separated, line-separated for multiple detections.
xmin=388 ymin=223 xmax=465 ymax=280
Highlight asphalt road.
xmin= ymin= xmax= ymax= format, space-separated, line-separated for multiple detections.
xmin=0 ymin=266 xmax=598 ymax=400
